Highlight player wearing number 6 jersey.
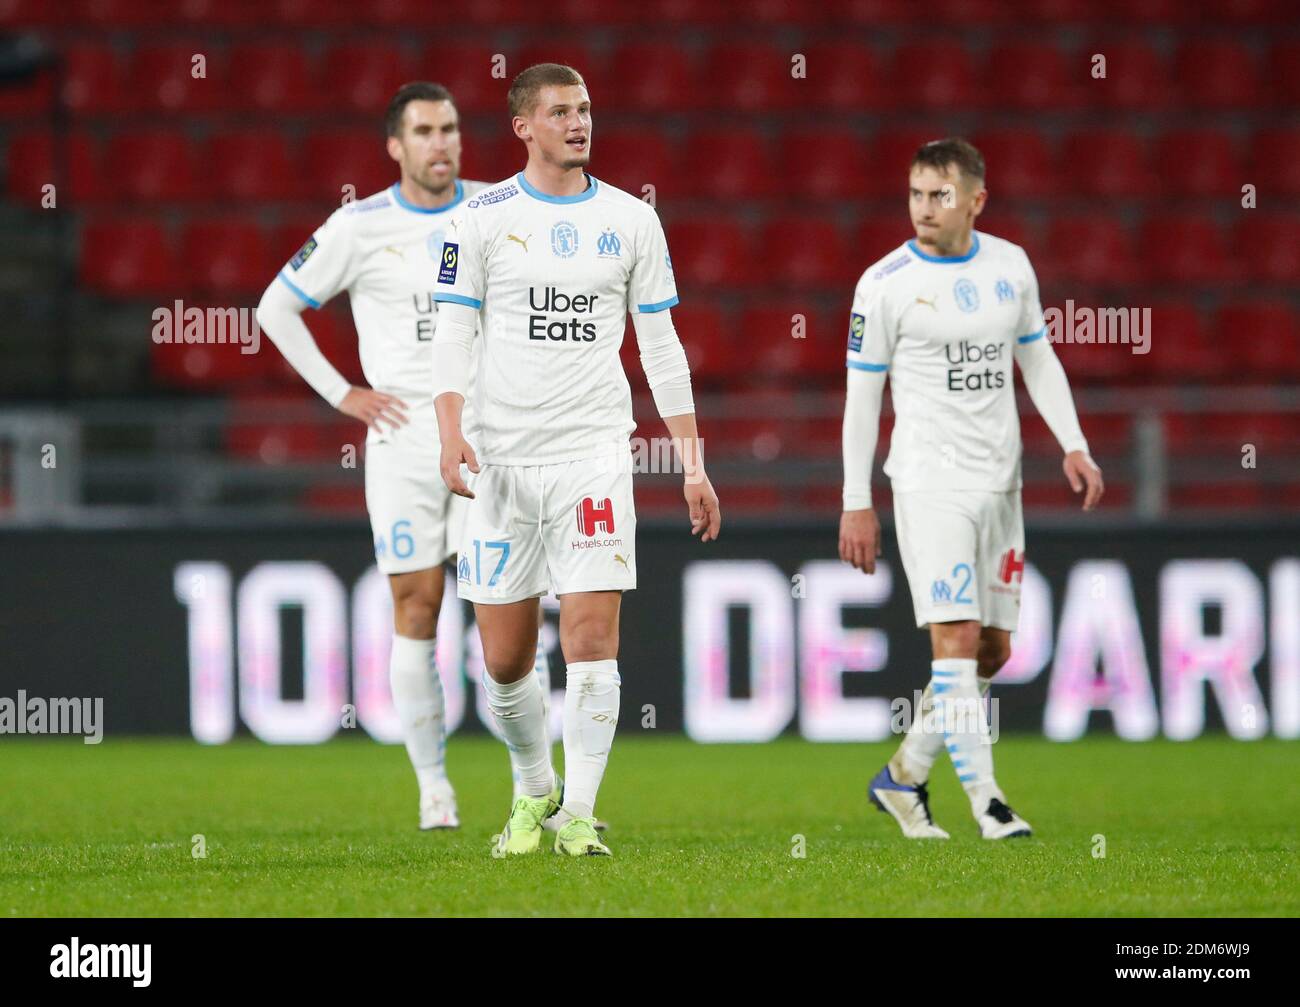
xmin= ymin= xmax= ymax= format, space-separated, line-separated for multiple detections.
xmin=840 ymin=139 xmax=1104 ymax=840
xmin=432 ymin=64 xmax=721 ymax=858
xmin=255 ymin=83 xmax=551 ymax=831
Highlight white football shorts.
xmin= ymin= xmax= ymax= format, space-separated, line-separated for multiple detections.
xmin=455 ymin=451 xmax=637 ymax=605
xmin=364 ymin=398 xmax=467 ymax=575
xmin=892 ymin=488 xmax=1025 ymax=632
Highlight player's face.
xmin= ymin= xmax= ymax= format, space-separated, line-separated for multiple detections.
xmin=908 ymin=164 xmax=985 ymax=252
xmin=387 ymin=99 xmax=462 ymax=196
xmin=517 ymin=84 xmax=591 ymax=169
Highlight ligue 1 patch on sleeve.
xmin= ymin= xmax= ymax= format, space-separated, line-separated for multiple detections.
xmin=289 ymin=237 xmax=318 ymax=271
xmin=848 ymin=312 xmax=865 ymax=352
xmin=437 ymin=242 xmax=459 ymax=284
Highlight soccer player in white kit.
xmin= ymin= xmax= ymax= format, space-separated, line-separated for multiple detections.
xmin=256 ymin=83 xmax=535 ymax=831
xmin=431 ymin=64 xmax=721 ymax=857
xmin=840 ymin=139 xmax=1104 ymax=840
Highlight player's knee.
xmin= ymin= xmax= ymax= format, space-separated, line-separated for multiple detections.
xmin=481 ymin=639 xmax=536 ymax=682
xmin=978 ymin=639 xmax=1013 ymax=679
xmin=393 ymin=593 xmax=438 ymax=639
xmin=560 ymin=617 xmax=618 ymax=663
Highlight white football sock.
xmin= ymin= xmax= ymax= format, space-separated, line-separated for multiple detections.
xmin=892 ymin=674 xmax=992 ymax=785
xmin=931 ymin=658 xmax=999 ymax=813
xmin=388 ymin=634 xmax=447 ymax=799
xmin=557 ymin=659 xmax=620 ymax=822
xmin=512 ymin=635 xmax=553 ymax=799
xmin=483 ymin=669 xmax=554 ymax=797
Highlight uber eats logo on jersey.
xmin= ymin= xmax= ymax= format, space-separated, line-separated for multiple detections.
xmin=945 ymin=340 xmax=1007 ymax=391
xmin=528 ymin=287 xmax=599 ymax=342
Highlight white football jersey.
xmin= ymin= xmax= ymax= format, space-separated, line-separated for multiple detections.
xmin=846 ymin=231 xmax=1051 ymax=492
xmin=275 ymin=179 xmax=489 ymax=402
xmin=432 ymin=171 xmax=678 ymax=466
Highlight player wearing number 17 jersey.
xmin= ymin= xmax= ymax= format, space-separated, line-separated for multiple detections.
xmin=432 ymin=64 xmax=721 ymax=859
xmin=839 ymin=139 xmax=1105 ymax=840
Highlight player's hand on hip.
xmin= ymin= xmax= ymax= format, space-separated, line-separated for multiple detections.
xmin=839 ymin=508 xmax=881 ymax=574
xmin=440 ymin=436 xmax=479 ymax=498
xmin=685 ymin=471 xmax=721 ymax=542
xmin=1063 ymin=450 xmax=1104 ymax=511
xmin=338 ymin=386 xmax=408 ymax=433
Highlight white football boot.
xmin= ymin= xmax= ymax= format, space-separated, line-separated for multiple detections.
xmin=977 ymin=795 xmax=1032 ymax=839
xmin=868 ymin=765 xmax=950 ymax=839
xmin=419 ymin=779 xmax=459 ymax=831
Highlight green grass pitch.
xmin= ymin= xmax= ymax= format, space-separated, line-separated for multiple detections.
xmin=2 ymin=735 xmax=1295 ymax=917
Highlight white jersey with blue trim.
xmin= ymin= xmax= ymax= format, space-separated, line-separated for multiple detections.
xmin=275 ymin=179 xmax=489 ymax=402
xmin=846 ymin=230 xmax=1048 ymax=493
xmin=433 ymin=171 xmax=678 ymax=466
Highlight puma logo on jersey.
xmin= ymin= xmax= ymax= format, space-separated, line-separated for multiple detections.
xmin=507 ymin=233 xmax=531 ymax=253
xmin=614 ymin=553 xmax=630 ymax=569
xmin=383 ymin=245 xmax=405 ymax=259
xmin=915 ymin=295 xmax=937 ymax=310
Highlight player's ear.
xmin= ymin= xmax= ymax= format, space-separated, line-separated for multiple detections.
xmin=385 ymin=133 xmax=403 ymax=165
xmin=511 ymin=116 xmax=530 ymax=143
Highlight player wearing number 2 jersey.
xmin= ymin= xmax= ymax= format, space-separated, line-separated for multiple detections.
xmin=840 ymin=139 xmax=1104 ymax=842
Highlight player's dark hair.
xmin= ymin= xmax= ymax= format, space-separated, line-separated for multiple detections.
xmin=508 ymin=63 xmax=586 ymax=119
xmin=911 ymin=137 xmax=986 ymax=186
xmin=385 ymin=81 xmax=457 ymax=137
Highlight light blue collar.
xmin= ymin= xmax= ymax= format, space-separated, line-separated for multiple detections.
xmin=907 ymin=233 xmax=981 ymax=263
xmin=515 ymin=171 xmax=599 ymax=204
xmin=389 ymin=179 xmax=464 ymax=214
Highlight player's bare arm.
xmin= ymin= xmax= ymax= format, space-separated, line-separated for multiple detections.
xmin=1064 ymin=449 xmax=1104 ymax=510
xmin=433 ymin=390 xmax=478 ymax=498
xmin=662 ymin=411 xmax=720 ymax=542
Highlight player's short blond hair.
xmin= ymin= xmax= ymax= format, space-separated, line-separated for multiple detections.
xmin=508 ymin=63 xmax=586 ymax=119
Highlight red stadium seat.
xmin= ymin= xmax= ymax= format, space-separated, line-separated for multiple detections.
xmin=665 ymin=216 xmax=755 ymax=289
xmin=756 ymin=216 xmax=853 ymax=289
xmin=665 ymin=301 xmax=731 ymax=387
xmin=228 ymin=43 xmax=318 ymax=114
xmin=1101 ymin=0 xmax=1195 ymax=23
xmin=1232 ymin=214 xmax=1300 ymax=286
xmin=742 ymin=302 xmax=835 ymax=384
xmin=1139 ymin=214 xmax=1230 ymax=286
xmin=1265 ymin=42 xmax=1300 ymax=109
xmin=183 ymin=218 xmax=275 ymax=296
xmin=513 ymin=40 xmax=602 ymax=95
xmin=591 ymin=126 xmax=675 ymax=202
xmin=152 ymin=330 xmax=269 ymax=391
xmin=105 ymin=130 xmax=202 ymax=203
xmin=1174 ymin=41 xmax=1260 ymax=110
xmin=1061 ymin=129 xmax=1153 ymax=198
xmin=866 ymin=127 xmax=952 ymax=197
xmin=417 ymin=43 xmax=505 ymax=114
xmin=207 ymin=130 xmax=296 ymax=203
xmin=1142 ymin=303 xmax=1216 ymax=382
xmin=270 ymin=0 xmax=356 ymax=26
xmin=853 ymin=216 xmax=913 ymax=266
xmin=1153 ymin=130 xmax=1242 ymax=199
xmin=61 ymin=42 xmax=126 ymax=115
xmin=4 ymin=130 xmax=106 ymax=205
xmin=837 ymin=0 xmax=915 ymax=24
xmin=1215 ymin=302 xmax=1300 ymax=378
xmin=459 ymin=129 xmax=517 ymax=187
xmin=802 ymin=42 xmax=890 ymax=111
xmin=607 ymin=42 xmax=698 ymax=112
xmin=974 ymin=210 xmax=1030 ymax=250
xmin=681 ymin=127 xmax=777 ymax=200
xmin=1090 ymin=40 xmax=1173 ymax=111
xmin=891 ymin=41 xmax=978 ymax=109
xmin=1046 ymin=303 xmax=1139 ymax=384
xmin=302 ymin=129 xmax=395 ymax=203
xmin=972 ymin=129 xmax=1055 ymax=199
xmin=127 ymin=41 xmax=225 ymax=113
xmin=323 ymin=42 xmax=413 ymax=115
xmin=703 ymin=42 xmax=800 ymax=112
xmin=74 ymin=0 xmax=180 ymax=24
xmin=1251 ymin=128 xmax=1300 ymax=197
xmin=1040 ymin=215 xmax=1141 ymax=288
xmin=782 ymin=126 xmax=872 ymax=200
xmin=79 ymin=217 xmax=177 ymax=297
xmin=0 ymin=65 xmax=53 ymax=117
xmin=985 ymin=42 xmax=1082 ymax=111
